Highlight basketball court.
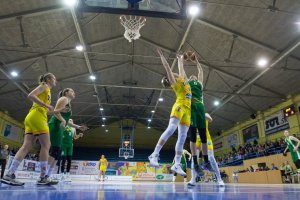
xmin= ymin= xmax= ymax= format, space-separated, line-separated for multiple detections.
xmin=1 ymin=180 xmax=300 ymax=200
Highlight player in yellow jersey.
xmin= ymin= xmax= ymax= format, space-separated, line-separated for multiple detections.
xmin=188 ymin=113 xmax=225 ymax=187
xmin=1 ymin=73 xmax=66 ymax=186
xmin=149 ymin=48 xmax=191 ymax=176
xmin=98 ymin=155 xmax=108 ymax=181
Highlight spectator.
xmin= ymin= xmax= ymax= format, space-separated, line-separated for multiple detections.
xmin=284 ymin=161 xmax=293 ymax=174
xmin=249 ymin=166 xmax=254 ymax=172
xmin=0 ymin=144 xmax=10 ymax=179
xmin=271 ymin=163 xmax=278 ymax=170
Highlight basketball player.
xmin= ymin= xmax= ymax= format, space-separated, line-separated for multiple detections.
xmin=172 ymin=149 xmax=191 ymax=182
xmin=1 ymin=73 xmax=66 ymax=185
xmin=46 ymin=88 xmax=87 ymax=181
xmin=188 ymin=56 xmax=212 ymax=174
xmin=98 ymin=155 xmax=108 ymax=181
xmin=188 ymin=113 xmax=225 ymax=187
xmin=283 ymin=130 xmax=300 ymax=169
xmin=148 ymin=48 xmax=191 ymax=176
xmin=60 ymin=119 xmax=84 ymax=182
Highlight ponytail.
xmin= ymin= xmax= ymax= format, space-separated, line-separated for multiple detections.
xmin=39 ymin=73 xmax=53 ymax=84
xmin=58 ymin=88 xmax=70 ymax=98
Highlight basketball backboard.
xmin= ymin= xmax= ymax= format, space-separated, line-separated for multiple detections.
xmin=78 ymin=0 xmax=187 ymax=19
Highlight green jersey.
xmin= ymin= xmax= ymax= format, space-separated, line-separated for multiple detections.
xmin=188 ymin=80 xmax=206 ymax=128
xmin=49 ymin=103 xmax=72 ymax=147
xmin=62 ymin=126 xmax=74 ymax=146
xmin=285 ymin=136 xmax=300 ymax=162
xmin=48 ymin=103 xmax=72 ymax=125
xmin=188 ymin=80 xmax=203 ymax=104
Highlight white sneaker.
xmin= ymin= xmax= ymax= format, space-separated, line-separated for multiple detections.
xmin=64 ymin=175 xmax=72 ymax=182
xmin=172 ymin=176 xmax=176 ymax=182
xmin=187 ymin=180 xmax=196 ymax=187
xmin=218 ymin=180 xmax=225 ymax=187
xmin=171 ymin=164 xmax=186 ymax=176
xmin=148 ymin=154 xmax=159 ymax=167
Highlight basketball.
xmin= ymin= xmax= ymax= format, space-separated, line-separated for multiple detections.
xmin=183 ymin=51 xmax=196 ymax=61
xmin=161 ymin=76 xmax=171 ymax=88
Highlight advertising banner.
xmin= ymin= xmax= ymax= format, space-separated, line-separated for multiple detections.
xmin=264 ymin=111 xmax=289 ymax=135
xmin=2 ymin=122 xmax=23 ymax=142
xmin=242 ymin=124 xmax=259 ymax=143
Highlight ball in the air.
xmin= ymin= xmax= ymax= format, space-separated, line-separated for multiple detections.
xmin=183 ymin=51 xmax=196 ymax=61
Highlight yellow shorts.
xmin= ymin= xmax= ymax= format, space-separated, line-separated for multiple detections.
xmin=24 ymin=108 xmax=49 ymax=135
xmin=196 ymin=135 xmax=201 ymax=149
xmin=100 ymin=166 xmax=107 ymax=172
xmin=207 ymin=138 xmax=214 ymax=151
xmin=170 ymin=103 xmax=191 ymax=126
xmin=195 ymin=134 xmax=214 ymax=150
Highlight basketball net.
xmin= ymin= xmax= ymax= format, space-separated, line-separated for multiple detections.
xmin=124 ymin=152 xmax=129 ymax=160
xmin=120 ymin=15 xmax=146 ymax=42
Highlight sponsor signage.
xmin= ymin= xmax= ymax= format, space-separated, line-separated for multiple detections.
xmin=264 ymin=111 xmax=290 ymax=135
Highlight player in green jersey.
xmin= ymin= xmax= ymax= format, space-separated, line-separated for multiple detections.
xmin=187 ymin=56 xmax=212 ymax=174
xmin=283 ymin=130 xmax=300 ymax=169
xmin=60 ymin=119 xmax=84 ymax=182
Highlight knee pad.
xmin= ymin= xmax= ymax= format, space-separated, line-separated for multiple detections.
xmin=189 ymin=127 xmax=197 ymax=143
xmin=198 ymin=128 xmax=207 ymax=143
xmin=49 ymin=146 xmax=61 ymax=160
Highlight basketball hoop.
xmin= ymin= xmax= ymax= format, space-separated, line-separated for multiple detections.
xmin=124 ymin=152 xmax=129 ymax=160
xmin=120 ymin=15 xmax=146 ymax=42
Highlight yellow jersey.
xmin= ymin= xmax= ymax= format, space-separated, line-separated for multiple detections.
xmin=24 ymin=84 xmax=51 ymax=134
xmin=99 ymin=158 xmax=107 ymax=166
xmin=29 ymin=84 xmax=51 ymax=113
xmin=171 ymin=77 xmax=192 ymax=108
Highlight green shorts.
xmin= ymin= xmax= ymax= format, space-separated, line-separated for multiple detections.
xmin=61 ymin=143 xmax=73 ymax=157
xmin=190 ymin=102 xmax=206 ymax=128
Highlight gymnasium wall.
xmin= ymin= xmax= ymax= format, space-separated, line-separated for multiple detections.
xmin=0 ymin=111 xmax=24 ymax=149
xmin=214 ymin=94 xmax=300 ymax=156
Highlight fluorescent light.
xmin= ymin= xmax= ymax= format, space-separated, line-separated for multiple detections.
xmin=188 ymin=5 xmax=200 ymax=16
xmin=99 ymin=108 xmax=104 ymax=111
xmin=147 ymin=127 xmax=151 ymax=129
xmin=151 ymin=110 xmax=155 ymax=113
xmin=75 ymin=44 xmax=83 ymax=51
xmin=102 ymin=117 xmax=106 ymax=120
xmin=105 ymin=130 xmax=108 ymax=132
xmin=148 ymin=119 xmax=152 ymax=122
xmin=101 ymin=124 xmax=105 ymax=127
xmin=257 ymin=58 xmax=268 ymax=67
xmin=214 ymin=100 xmax=220 ymax=106
xmin=10 ymin=71 xmax=18 ymax=77
xmin=158 ymin=98 xmax=163 ymax=102
xmin=63 ymin=0 xmax=77 ymax=7
xmin=89 ymin=75 xmax=96 ymax=80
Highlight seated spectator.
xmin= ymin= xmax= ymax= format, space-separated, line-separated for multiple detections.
xmin=271 ymin=163 xmax=278 ymax=170
xmin=282 ymin=161 xmax=293 ymax=183
xmin=284 ymin=161 xmax=293 ymax=175
xmin=249 ymin=166 xmax=254 ymax=172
